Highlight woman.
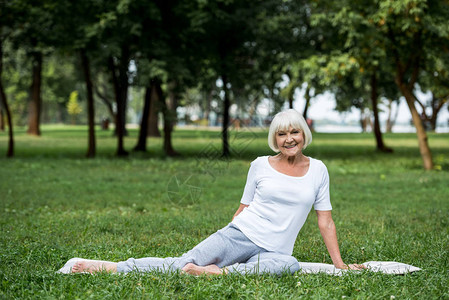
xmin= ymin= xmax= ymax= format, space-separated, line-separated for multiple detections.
xmin=69 ymin=109 xmax=363 ymax=275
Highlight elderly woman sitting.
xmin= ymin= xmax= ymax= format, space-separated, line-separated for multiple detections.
xmin=69 ymin=109 xmax=363 ymax=275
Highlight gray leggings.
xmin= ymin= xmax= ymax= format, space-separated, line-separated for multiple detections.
xmin=117 ymin=223 xmax=300 ymax=275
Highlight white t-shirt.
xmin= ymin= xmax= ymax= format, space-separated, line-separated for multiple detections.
xmin=231 ymin=156 xmax=332 ymax=255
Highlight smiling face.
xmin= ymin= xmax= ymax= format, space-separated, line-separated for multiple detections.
xmin=267 ymin=109 xmax=312 ymax=153
xmin=275 ymin=126 xmax=304 ymax=157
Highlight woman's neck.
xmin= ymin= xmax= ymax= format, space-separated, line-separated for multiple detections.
xmin=276 ymin=153 xmax=306 ymax=165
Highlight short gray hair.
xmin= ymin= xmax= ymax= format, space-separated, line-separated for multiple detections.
xmin=267 ymin=109 xmax=312 ymax=152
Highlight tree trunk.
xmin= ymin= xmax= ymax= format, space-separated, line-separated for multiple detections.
xmin=392 ymin=101 xmax=399 ymax=131
xmin=287 ymin=83 xmax=294 ymax=109
xmin=160 ymin=80 xmax=178 ymax=156
xmin=366 ymin=110 xmax=373 ymax=132
xmin=385 ymin=99 xmax=397 ymax=133
xmin=221 ymin=73 xmax=230 ymax=158
xmin=203 ymin=84 xmax=213 ymax=124
xmin=385 ymin=100 xmax=392 ymax=133
xmin=134 ymin=84 xmax=152 ymax=152
xmin=0 ymin=84 xmax=13 ymax=158
xmin=360 ymin=108 xmax=367 ymax=133
xmin=395 ymin=77 xmax=433 ymax=170
xmin=388 ymin=28 xmax=433 ymax=169
xmin=303 ymin=85 xmax=311 ymax=120
xmin=108 ymin=55 xmax=128 ymax=156
xmin=248 ymin=97 xmax=259 ymax=125
xmin=119 ymin=47 xmax=130 ymax=139
xmin=370 ymin=73 xmax=392 ymax=152
xmin=80 ymin=49 xmax=96 ymax=158
xmin=288 ymin=89 xmax=294 ymax=109
xmin=429 ymin=95 xmax=448 ymax=132
xmin=95 ymin=84 xmax=116 ymax=127
xmin=147 ymin=86 xmax=161 ymax=137
xmin=360 ymin=108 xmax=372 ymax=132
xmin=0 ymin=108 xmax=4 ymax=131
xmin=0 ymin=40 xmax=14 ymax=157
xmin=429 ymin=111 xmax=437 ymax=132
xmin=285 ymin=70 xmax=294 ymax=109
xmin=27 ymin=51 xmax=42 ymax=136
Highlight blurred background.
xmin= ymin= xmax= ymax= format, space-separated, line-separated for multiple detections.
xmin=1 ymin=0 xmax=448 ymax=166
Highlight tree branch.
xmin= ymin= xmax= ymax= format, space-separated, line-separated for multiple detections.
xmin=415 ymin=97 xmax=426 ymax=112
xmin=435 ymin=96 xmax=448 ymax=113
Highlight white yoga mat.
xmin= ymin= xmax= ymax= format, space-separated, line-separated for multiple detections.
xmin=298 ymin=261 xmax=422 ymax=275
xmin=57 ymin=258 xmax=421 ymax=275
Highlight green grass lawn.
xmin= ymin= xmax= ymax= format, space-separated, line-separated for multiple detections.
xmin=1 ymin=125 xmax=448 ymax=299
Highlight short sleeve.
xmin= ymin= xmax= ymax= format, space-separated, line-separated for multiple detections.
xmin=240 ymin=158 xmax=259 ymax=205
xmin=313 ymin=162 xmax=332 ymax=211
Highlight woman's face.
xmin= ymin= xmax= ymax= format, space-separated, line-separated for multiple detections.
xmin=276 ymin=126 xmax=304 ymax=157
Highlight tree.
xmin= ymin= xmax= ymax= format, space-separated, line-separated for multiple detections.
xmin=307 ymin=0 xmax=448 ymax=159
xmin=0 ymin=39 xmax=14 ymax=157
xmin=417 ymin=55 xmax=449 ymax=131
xmin=108 ymin=54 xmax=129 ymax=156
xmin=309 ymin=0 xmax=394 ymax=152
xmin=384 ymin=98 xmax=400 ymax=133
xmin=289 ymin=57 xmax=327 ymax=120
xmin=0 ymin=108 xmax=4 ymax=131
xmin=369 ymin=72 xmax=393 ymax=152
xmin=191 ymin=0 xmax=278 ymax=157
xmin=131 ymin=0 xmax=165 ymax=152
xmin=258 ymin=0 xmax=321 ymax=115
xmin=66 ymin=91 xmax=82 ymax=124
xmin=134 ymin=82 xmax=153 ymax=152
xmin=156 ymin=79 xmax=179 ymax=156
xmin=0 ymin=1 xmax=18 ymax=157
xmin=80 ymin=50 xmax=96 ymax=158
xmin=27 ymin=50 xmax=43 ymax=135
xmin=9 ymin=0 xmax=58 ymax=136
xmin=61 ymin=0 xmax=102 ymax=158
xmin=96 ymin=0 xmax=150 ymax=156
xmin=95 ymin=73 xmax=116 ymax=126
xmin=380 ymin=81 xmax=402 ymax=133
xmin=376 ymin=0 xmax=449 ymax=169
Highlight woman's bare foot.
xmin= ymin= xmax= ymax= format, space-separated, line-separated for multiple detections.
xmin=71 ymin=259 xmax=118 ymax=274
xmin=181 ymin=263 xmax=227 ymax=276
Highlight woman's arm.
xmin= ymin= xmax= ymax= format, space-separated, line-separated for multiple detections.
xmin=232 ymin=204 xmax=249 ymax=220
xmin=316 ymin=210 xmax=364 ymax=270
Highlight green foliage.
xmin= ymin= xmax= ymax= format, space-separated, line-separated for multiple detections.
xmin=66 ymin=91 xmax=82 ymax=124
xmin=2 ymin=42 xmax=29 ymax=126
xmin=0 ymin=126 xmax=448 ymax=298
xmin=2 ymin=0 xmax=449 ymax=160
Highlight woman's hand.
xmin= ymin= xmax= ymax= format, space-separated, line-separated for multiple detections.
xmin=335 ymin=263 xmax=366 ymax=270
